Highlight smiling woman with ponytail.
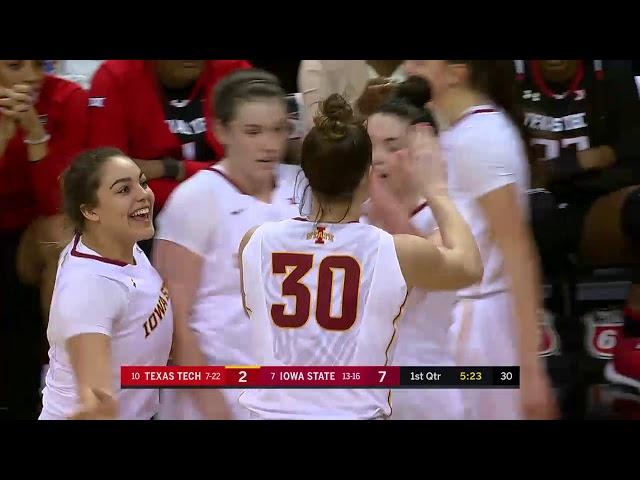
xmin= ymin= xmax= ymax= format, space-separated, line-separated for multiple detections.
xmin=403 ymin=59 xmax=558 ymax=420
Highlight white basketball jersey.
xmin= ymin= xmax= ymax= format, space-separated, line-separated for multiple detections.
xmin=155 ymin=164 xmax=303 ymax=367
xmin=41 ymin=236 xmax=173 ymax=420
xmin=392 ymin=202 xmax=458 ymax=366
xmin=239 ymin=218 xmax=408 ymax=419
xmin=441 ymin=105 xmax=531 ymax=298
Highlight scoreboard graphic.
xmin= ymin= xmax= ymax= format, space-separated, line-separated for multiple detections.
xmin=121 ymin=366 xmax=520 ymax=389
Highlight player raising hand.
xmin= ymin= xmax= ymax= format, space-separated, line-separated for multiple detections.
xmin=364 ymin=85 xmax=464 ymax=419
xmin=238 ymin=94 xmax=481 ymax=420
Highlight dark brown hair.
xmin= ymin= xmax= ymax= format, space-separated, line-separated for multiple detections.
xmin=376 ymin=75 xmax=437 ymax=131
xmin=448 ymin=60 xmax=533 ymax=163
xmin=211 ymin=68 xmax=285 ymax=125
xmin=61 ymin=147 xmax=125 ymax=233
xmin=301 ymin=94 xmax=372 ymax=201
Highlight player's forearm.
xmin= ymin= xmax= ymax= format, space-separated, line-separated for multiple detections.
xmin=502 ymin=238 xmax=543 ymax=370
xmin=173 ymin=321 xmax=207 ymax=366
xmin=173 ymin=321 xmax=231 ymax=419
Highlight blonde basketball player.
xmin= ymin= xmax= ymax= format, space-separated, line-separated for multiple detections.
xmin=364 ymin=84 xmax=464 ymax=420
xmin=404 ymin=60 xmax=558 ymax=420
xmin=153 ymin=69 xmax=302 ymax=420
xmin=238 ymin=94 xmax=482 ymax=420
xmin=40 ymin=147 xmax=173 ymax=420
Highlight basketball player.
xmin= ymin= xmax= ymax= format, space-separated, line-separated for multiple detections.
xmin=515 ymin=60 xmax=640 ymax=392
xmin=403 ymin=60 xmax=558 ymax=419
xmin=40 ymin=148 xmax=173 ymax=420
xmin=153 ymin=69 xmax=303 ymax=419
xmin=364 ymin=80 xmax=464 ymax=420
xmin=238 ymin=94 xmax=482 ymax=420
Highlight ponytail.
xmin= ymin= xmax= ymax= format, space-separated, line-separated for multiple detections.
xmin=451 ymin=60 xmax=534 ymax=164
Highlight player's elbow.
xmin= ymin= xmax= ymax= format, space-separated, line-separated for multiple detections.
xmin=435 ymin=258 xmax=483 ymax=291
xmin=451 ymin=245 xmax=483 ymax=289
xmin=465 ymin=257 xmax=484 ymax=287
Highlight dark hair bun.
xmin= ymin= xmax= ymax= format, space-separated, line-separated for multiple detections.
xmin=313 ymin=93 xmax=355 ymax=141
xmin=394 ymin=75 xmax=431 ymax=109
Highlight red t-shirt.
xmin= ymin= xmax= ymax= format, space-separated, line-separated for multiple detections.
xmin=0 ymin=75 xmax=88 ymax=232
xmin=86 ymin=60 xmax=251 ymax=213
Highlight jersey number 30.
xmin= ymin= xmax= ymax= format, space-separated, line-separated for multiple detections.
xmin=271 ymin=252 xmax=361 ymax=331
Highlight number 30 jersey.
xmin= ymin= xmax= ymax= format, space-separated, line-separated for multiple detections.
xmin=239 ymin=218 xmax=408 ymax=420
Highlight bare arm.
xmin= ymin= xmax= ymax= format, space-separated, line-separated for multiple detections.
xmin=153 ymin=240 xmax=206 ymax=366
xmin=54 ymin=275 xmax=126 ymax=420
xmin=238 ymin=227 xmax=259 ymax=317
xmin=393 ymin=124 xmax=482 ymax=291
xmin=153 ymin=239 xmax=231 ymax=419
xmin=479 ymin=184 xmax=557 ymax=419
xmin=66 ymin=333 xmax=117 ymax=419
xmin=478 ymin=184 xmax=542 ymax=369
xmin=394 ymin=194 xmax=482 ymax=291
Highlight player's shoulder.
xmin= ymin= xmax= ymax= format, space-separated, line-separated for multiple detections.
xmin=52 ymin=270 xmax=130 ymax=326
xmin=462 ymin=109 xmax=514 ymax=137
xmin=156 ymin=170 xmax=223 ymax=232
xmin=254 ymin=217 xmax=293 ymax=235
xmin=241 ymin=220 xmax=280 ymax=254
xmin=449 ymin=110 xmax=522 ymax=158
xmin=167 ymin=168 xmax=221 ymax=204
xmin=342 ymin=220 xmax=393 ymax=241
xmin=57 ymin=237 xmax=132 ymax=282
xmin=56 ymin=259 xmax=130 ymax=300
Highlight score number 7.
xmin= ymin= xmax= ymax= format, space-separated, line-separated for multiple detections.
xmin=531 ymin=136 xmax=590 ymax=161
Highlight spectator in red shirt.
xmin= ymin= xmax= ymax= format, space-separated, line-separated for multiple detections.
xmin=86 ymin=60 xmax=251 ymax=214
xmin=0 ymin=60 xmax=88 ymax=418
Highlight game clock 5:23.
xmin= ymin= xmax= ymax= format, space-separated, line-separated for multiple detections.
xmin=459 ymin=371 xmax=483 ymax=381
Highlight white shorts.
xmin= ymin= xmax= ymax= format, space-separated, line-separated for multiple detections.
xmin=157 ymin=388 xmax=250 ymax=420
xmin=450 ymin=292 xmax=522 ymax=420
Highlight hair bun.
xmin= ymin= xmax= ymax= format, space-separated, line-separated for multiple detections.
xmin=313 ymin=93 xmax=355 ymax=141
xmin=394 ymin=75 xmax=432 ymax=109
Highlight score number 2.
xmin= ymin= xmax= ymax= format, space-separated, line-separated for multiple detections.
xmin=531 ymin=135 xmax=590 ymax=161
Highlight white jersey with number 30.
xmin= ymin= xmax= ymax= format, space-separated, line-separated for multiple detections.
xmin=239 ymin=218 xmax=408 ymax=420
